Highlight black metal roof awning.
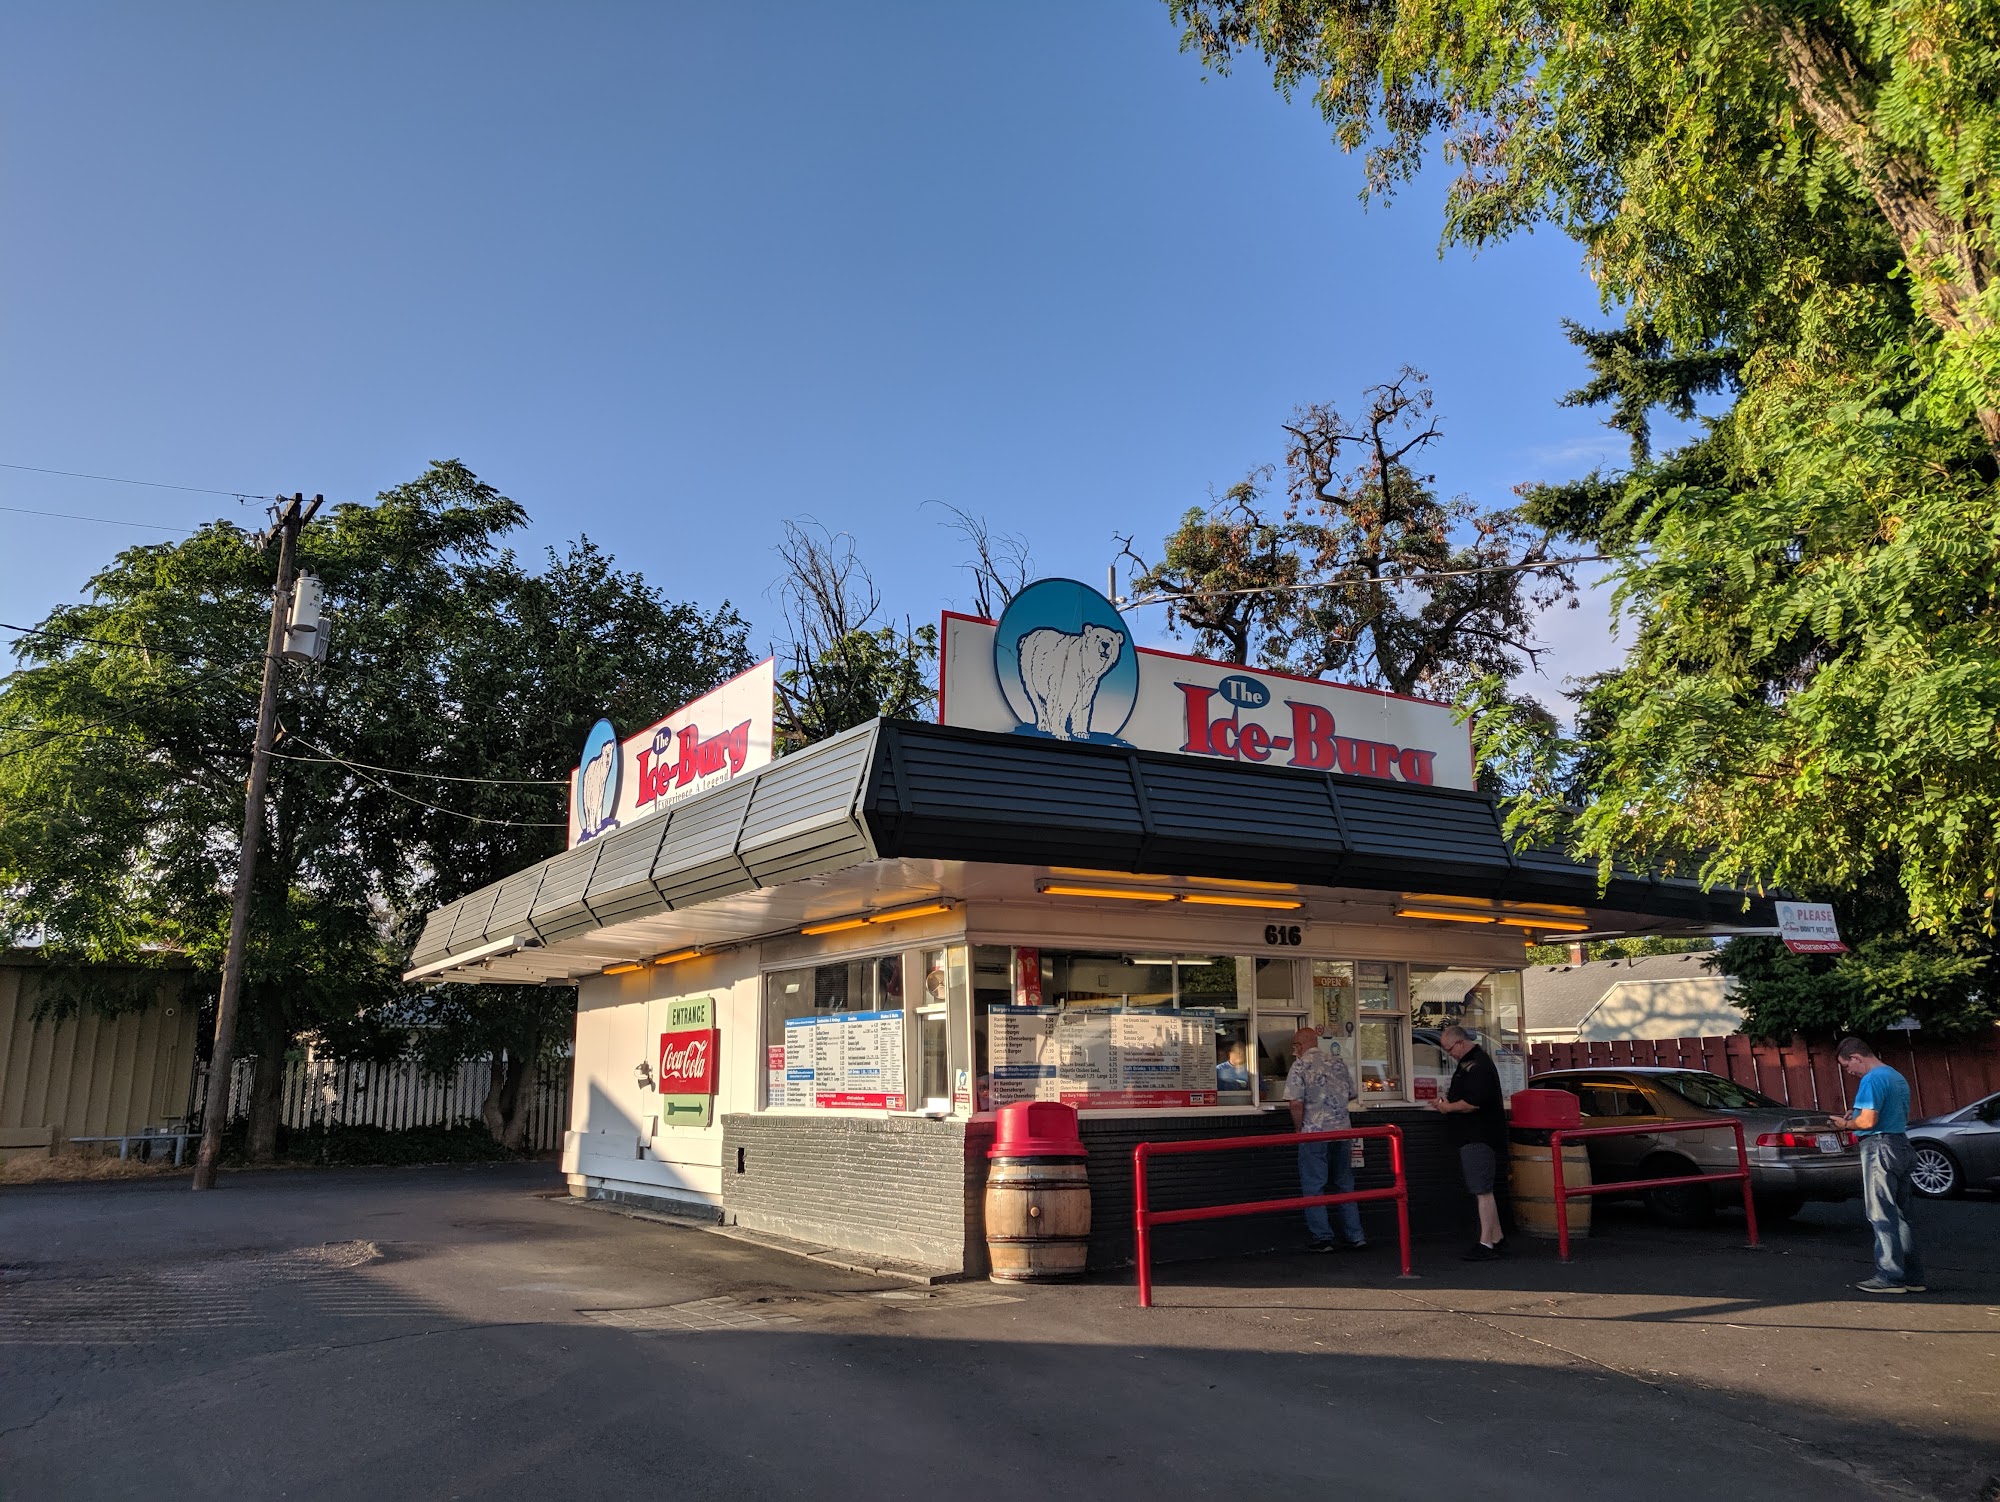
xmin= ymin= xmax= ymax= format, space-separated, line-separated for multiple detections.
xmin=405 ymin=719 xmax=1772 ymax=984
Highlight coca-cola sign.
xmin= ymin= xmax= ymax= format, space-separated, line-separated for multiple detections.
xmin=658 ymin=1028 xmax=718 ymax=1095
xmin=653 ymin=995 xmax=719 ymax=1128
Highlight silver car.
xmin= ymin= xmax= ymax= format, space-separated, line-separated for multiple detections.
xmin=1532 ymin=1067 xmax=1861 ymax=1225
xmin=1908 ymin=1089 xmax=2000 ymax=1197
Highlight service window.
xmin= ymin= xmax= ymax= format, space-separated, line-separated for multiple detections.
xmin=914 ymin=947 xmax=954 ymax=1112
xmin=987 ymin=948 xmax=1248 ymax=1111
xmin=763 ymin=954 xmax=907 ymax=1110
xmin=1354 ymin=961 xmax=1405 ymax=1102
xmin=1409 ymin=965 xmax=1528 ymax=1101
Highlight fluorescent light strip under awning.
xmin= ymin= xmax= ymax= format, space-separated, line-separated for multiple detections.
xmin=1038 ymin=883 xmax=1302 ymax=911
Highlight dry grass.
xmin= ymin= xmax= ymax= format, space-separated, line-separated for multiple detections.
xmin=0 ymin=1150 xmax=191 ymax=1186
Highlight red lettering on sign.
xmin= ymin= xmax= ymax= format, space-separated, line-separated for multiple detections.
xmin=1396 ymin=747 xmax=1436 ymax=785
xmin=658 ymin=1029 xmax=719 ymax=1095
xmin=1335 ymin=737 xmax=1398 ymax=779
xmin=1287 ymin=701 xmax=1338 ymax=770
xmin=1177 ymin=683 xmax=1217 ymax=754
xmin=636 ymin=719 xmax=755 ymax=808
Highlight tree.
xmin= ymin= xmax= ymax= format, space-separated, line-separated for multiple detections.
xmin=1169 ymin=2 xmax=2000 ymax=938
xmin=930 ymin=502 xmax=1035 ymax=621
xmin=0 ymin=462 xmax=750 ymax=1154
xmin=770 ymin=519 xmax=935 ymax=748
xmin=387 ymin=534 xmax=751 ymax=1147
xmin=1126 ymin=372 xmax=1575 ymax=696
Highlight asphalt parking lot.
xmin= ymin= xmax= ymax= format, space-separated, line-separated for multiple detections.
xmin=3 ymin=1164 xmax=1996 ymax=1501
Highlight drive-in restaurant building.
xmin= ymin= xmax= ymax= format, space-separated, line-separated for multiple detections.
xmin=404 ymin=579 xmax=1770 ymax=1275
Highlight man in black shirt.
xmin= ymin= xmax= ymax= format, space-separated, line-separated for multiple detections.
xmin=1428 ymin=1024 xmax=1507 ymax=1260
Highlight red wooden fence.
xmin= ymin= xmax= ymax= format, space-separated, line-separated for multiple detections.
xmin=1528 ymin=1029 xmax=2000 ymax=1120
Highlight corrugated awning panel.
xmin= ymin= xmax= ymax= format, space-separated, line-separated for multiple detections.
xmin=652 ymin=777 xmax=759 ymax=908
xmin=583 ymin=815 xmax=673 ymax=926
xmin=738 ymin=722 xmax=877 ymax=887
xmin=408 ymin=898 xmax=465 ymax=967
xmin=484 ymin=864 xmax=549 ymax=943
xmin=527 ymin=841 xmax=604 ymax=944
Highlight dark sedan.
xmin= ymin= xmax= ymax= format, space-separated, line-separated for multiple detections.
xmin=1532 ymin=1066 xmax=1861 ymax=1225
xmin=1908 ymin=1089 xmax=2000 ymax=1197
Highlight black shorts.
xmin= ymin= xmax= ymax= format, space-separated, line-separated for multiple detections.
xmin=1459 ymin=1142 xmax=1498 ymax=1195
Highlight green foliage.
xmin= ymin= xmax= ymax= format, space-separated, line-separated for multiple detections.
xmin=771 ymin=518 xmax=936 ymax=748
xmin=1523 ymin=936 xmax=1715 ymax=965
xmin=0 ymin=462 xmax=749 ymax=1142
xmin=1716 ymin=933 xmax=1998 ymax=1042
xmin=1128 ymin=371 xmax=1575 ymax=696
xmin=778 ymin=623 xmax=937 ymax=749
xmin=1171 ymin=0 xmax=2000 ymax=940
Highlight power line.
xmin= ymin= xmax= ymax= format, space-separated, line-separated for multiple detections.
xmin=273 ymin=726 xmax=570 ymax=787
xmin=307 ymin=752 xmax=568 ymax=828
xmin=2 ymin=620 xmax=258 ymax=669
xmin=0 ymin=503 xmax=204 ymax=534
xmin=0 ymin=460 xmax=269 ymax=501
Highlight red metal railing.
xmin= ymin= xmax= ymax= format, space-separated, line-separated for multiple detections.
xmin=1133 ymin=1124 xmax=1411 ymax=1308
xmin=1548 ymin=1118 xmax=1760 ymax=1262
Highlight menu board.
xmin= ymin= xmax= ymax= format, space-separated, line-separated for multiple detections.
xmin=780 ymin=1012 xmax=907 ymax=1110
xmin=989 ymin=1005 xmax=1216 ymax=1109
xmin=989 ymin=1005 xmax=1059 ymax=1105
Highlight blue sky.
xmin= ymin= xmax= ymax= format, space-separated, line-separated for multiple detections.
xmin=2 ymin=2 xmax=1635 ymax=708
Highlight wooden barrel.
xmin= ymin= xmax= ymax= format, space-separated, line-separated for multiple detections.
xmin=1509 ymin=1140 xmax=1592 ymax=1239
xmin=984 ymin=1157 xmax=1091 ymax=1282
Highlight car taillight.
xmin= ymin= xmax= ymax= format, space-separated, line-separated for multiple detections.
xmin=1757 ymin=1131 xmax=1813 ymax=1149
xmin=1755 ymin=1129 xmax=1858 ymax=1149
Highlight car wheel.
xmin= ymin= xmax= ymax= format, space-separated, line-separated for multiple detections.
xmin=1910 ymin=1143 xmax=1961 ymax=1199
xmin=1644 ymin=1157 xmax=1717 ymax=1228
xmin=1754 ymin=1193 xmax=1805 ymax=1222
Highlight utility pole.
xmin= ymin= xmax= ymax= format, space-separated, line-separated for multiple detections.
xmin=192 ymin=493 xmax=322 ymax=1191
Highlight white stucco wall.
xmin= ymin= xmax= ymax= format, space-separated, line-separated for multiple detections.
xmin=563 ymin=946 xmax=759 ymax=1213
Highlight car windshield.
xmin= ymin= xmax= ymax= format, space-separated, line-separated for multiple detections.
xmin=1651 ymin=1072 xmax=1783 ymax=1111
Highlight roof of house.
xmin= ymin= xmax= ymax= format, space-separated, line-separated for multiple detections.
xmin=1522 ymin=950 xmax=1731 ymax=1035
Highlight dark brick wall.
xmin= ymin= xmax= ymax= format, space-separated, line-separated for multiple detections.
xmin=721 ymin=1113 xmax=993 ymax=1274
xmin=721 ymin=1107 xmax=1487 ymax=1278
xmin=1079 ymin=1107 xmax=1477 ymax=1269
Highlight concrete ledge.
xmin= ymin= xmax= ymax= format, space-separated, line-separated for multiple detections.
xmin=583 ymin=1182 xmax=724 ymax=1224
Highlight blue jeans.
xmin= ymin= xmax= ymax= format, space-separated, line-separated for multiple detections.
xmin=1860 ymin=1134 xmax=1925 ymax=1286
xmin=1299 ymin=1139 xmax=1364 ymax=1245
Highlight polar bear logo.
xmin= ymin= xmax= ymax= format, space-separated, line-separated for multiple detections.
xmin=1018 ymin=624 xmax=1123 ymax=741
xmin=578 ymin=739 xmax=619 ymax=838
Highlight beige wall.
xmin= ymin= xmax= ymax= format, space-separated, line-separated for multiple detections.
xmin=0 ymin=963 xmax=201 ymax=1149
xmin=1577 ymin=978 xmax=1743 ymax=1044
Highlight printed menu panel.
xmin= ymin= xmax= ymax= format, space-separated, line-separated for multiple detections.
xmin=989 ymin=1005 xmax=1058 ymax=1106
xmin=989 ymin=1006 xmax=1216 ymax=1109
xmin=783 ymin=1016 xmax=817 ymax=1108
xmin=821 ymin=1010 xmax=906 ymax=1110
xmin=781 ymin=1012 xmax=908 ymax=1110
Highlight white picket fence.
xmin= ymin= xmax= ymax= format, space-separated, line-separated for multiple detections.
xmin=194 ymin=1052 xmax=570 ymax=1152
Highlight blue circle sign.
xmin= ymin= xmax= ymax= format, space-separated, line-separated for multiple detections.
xmin=576 ymin=717 xmax=622 ymax=841
xmin=991 ymin=578 xmax=1137 ymax=745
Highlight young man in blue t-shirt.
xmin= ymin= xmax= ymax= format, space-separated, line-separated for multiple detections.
xmin=1833 ymin=1038 xmax=1926 ymax=1294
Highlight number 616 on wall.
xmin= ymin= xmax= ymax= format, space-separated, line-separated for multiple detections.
xmin=1263 ymin=924 xmax=1302 ymax=947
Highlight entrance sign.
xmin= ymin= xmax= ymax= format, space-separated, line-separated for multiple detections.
xmin=940 ymin=580 xmax=1473 ymax=789
xmin=658 ymin=995 xmax=719 ymax=1128
xmin=1776 ymin=901 xmax=1848 ymax=955
xmin=568 ymin=659 xmax=776 ymax=847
